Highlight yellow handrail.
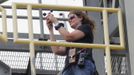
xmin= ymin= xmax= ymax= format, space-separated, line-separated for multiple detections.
xmin=0 ymin=6 xmax=7 ymax=42
xmin=11 ymin=2 xmax=125 ymax=75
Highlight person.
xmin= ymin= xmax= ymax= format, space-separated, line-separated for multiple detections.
xmin=45 ymin=10 xmax=98 ymax=75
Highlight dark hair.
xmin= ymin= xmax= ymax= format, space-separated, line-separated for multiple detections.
xmin=69 ymin=10 xmax=95 ymax=31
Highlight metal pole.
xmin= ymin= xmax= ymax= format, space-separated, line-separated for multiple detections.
xmin=38 ymin=0 xmax=44 ymax=70
xmin=103 ymin=0 xmax=107 ymax=7
xmin=27 ymin=4 xmax=36 ymax=75
xmin=120 ymin=1 xmax=131 ymax=75
xmin=38 ymin=0 xmax=44 ymax=38
xmin=103 ymin=9 xmax=112 ymax=75
xmin=112 ymin=0 xmax=116 ymax=8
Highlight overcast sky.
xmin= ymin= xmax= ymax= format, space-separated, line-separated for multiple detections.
xmin=2 ymin=0 xmax=83 ymax=6
xmin=0 ymin=0 xmax=83 ymax=34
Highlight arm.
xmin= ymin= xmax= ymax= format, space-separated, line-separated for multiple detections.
xmin=48 ymin=26 xmax=66 ymax=56
xmin=45 ymin=14 xmax=66 ymax=56
xmin=57 ymin=26 xmax=85 ymax=42
xmin=46 ymin=14 xmax=86 ymax=54
xmin=48 ymin=15 xmax=85 ymax=42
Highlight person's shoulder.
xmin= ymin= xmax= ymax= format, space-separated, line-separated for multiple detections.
xmin=80 ymin=24 xmax=90 ymax=29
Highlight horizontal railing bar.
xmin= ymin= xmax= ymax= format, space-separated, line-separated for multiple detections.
xmin=14 ymin=3 xmax=119 ymax=13
xmin=14 ymin=40 xmax=124 ymax=50
xmin=0 ymin=15 xmax=68 ymax=21
xmin=14 ymin=40 xmax=105 ymax=49
xmin=110 ymin=45 xmax=125 ymax=50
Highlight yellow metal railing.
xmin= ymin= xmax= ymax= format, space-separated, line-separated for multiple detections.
xmin=0 ymin=6 xmax=7 ymax=42
xmin=11 ymin=3 xmax=126 ymax=75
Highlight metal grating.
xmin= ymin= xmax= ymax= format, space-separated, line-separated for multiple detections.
xmin=111 ymin=55 xmax=128 ymax=75
xmin=0 ymin=51 xmax=65 ymax=71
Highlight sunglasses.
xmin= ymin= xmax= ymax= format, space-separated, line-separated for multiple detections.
xmin=68 ymin=15 xmax=76 ymax=20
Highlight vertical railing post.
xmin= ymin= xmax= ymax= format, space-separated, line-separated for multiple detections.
xmin=1 ymin=7 xmax=7 ymax=42
xmin=103 ymin=9 xmax=112 ymax=75
xmin=118 ymin=9 xmax=125 ymax=47
xmin=12 ymin=3 xmax=18 ymax=42
xmin=0 ymin=6 xmax=7 ymax=42
xmin=27 ymin=4 xmax=36 ymax=75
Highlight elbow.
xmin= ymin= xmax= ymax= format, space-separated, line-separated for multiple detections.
xmin=64 ymin=34 xmax=79 ymax=42
xmin=66 ymin=39 xmax=72 ymax=42
xmin=64 ymin=36 xmax=74 ymax=42
xmin=54 ymin=50 xmax=60 ymax=54
xmin=52 ymin=49 xmax=60 ymax=55
xmin=54 ymin=50 xmax=66 ymax=56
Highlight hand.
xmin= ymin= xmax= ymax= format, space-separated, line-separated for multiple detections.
xmin=46 ymin=13 xmax=58 ymax=25
xmin=46 ymin=19 xmax=53 ymax=30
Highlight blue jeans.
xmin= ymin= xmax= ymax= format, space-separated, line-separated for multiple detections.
xmin=62 ymin=60 xmax=96 ymax=75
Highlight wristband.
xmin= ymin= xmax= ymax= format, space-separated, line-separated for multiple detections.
xmin=55 ymin=23 xmax=64 ymax=30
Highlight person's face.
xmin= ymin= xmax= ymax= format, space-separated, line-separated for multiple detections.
xmin=68 ymin=14 xmax=82 ymax=29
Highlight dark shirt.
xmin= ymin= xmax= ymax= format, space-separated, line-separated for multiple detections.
xmin=73 ymin=24 xmax=93 ymax=43
xmin=65 ymin=24 xmax=94 ymax=68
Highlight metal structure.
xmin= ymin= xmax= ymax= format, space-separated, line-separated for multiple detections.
xmin=1 ymin=0 xmax=134 ymax=75
xmin=0 ymin=0 xmax=8 ymax=4
xmin=0 ymin=5 xmax=7 ymax=42
xmin=0 ymin=60 xmax=11 ymax=75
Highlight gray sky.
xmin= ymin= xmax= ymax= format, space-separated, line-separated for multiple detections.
xmin=0 ymin=0 xmax=83 ymax=34
xmin=2 ymin=0 xmax=83 ymax=6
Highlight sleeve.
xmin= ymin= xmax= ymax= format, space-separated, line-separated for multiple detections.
xmin=77 ymin=24 xmax=92 ymax=36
